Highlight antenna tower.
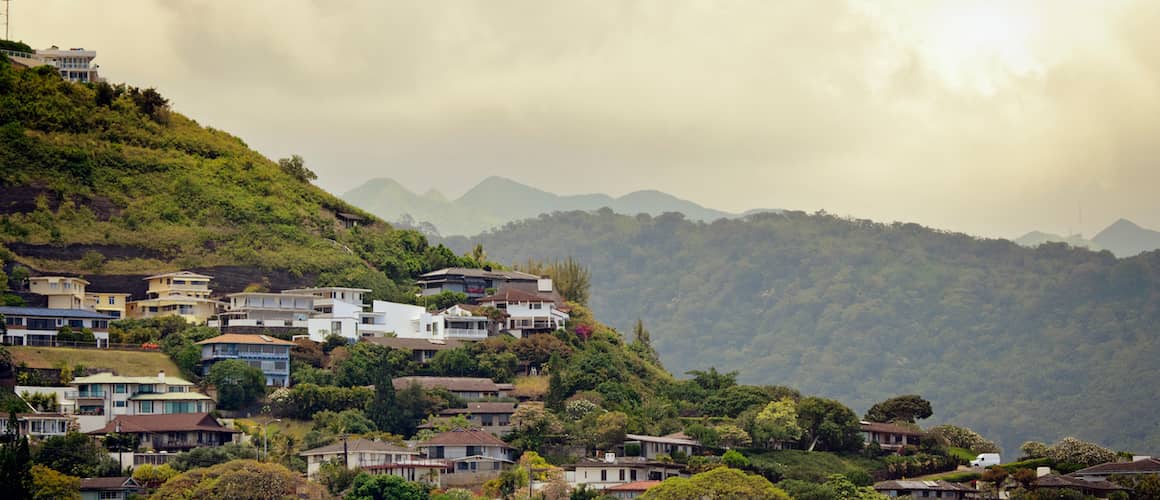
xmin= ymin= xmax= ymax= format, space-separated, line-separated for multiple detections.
xmin=1 ymin=0 xmax=10 ymax=40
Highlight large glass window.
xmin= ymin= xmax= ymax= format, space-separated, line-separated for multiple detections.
xmin=140 ymin=401 xmax=153 ymax=413
xmin=114 ymin=384 xmax=127 ymax=394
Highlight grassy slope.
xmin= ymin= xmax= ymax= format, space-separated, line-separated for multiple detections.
xmin=9 ymin=346 xmax=180 ymax=376
xmin=746 ymin=449 xmax=884 ymax=483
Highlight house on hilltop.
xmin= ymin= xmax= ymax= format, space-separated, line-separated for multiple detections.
xmin=623 ymin=433 xmax=701 ymax=460
xmin=476 ymin=288 xmax=568 ymax=337
xmin=436 ymin=402 xmax=518 ymax=436
xmin=873 ymin=480 xmax=975 ymax=499
xmin=207 ymin=292 xmax=314 ymax=335
xmin=860 ymin=421 xmax=923 ymax=452
xmin=126 ymin=271 xmax=223 ymax=324
xmin=565 ymin=454 xmax=687 ymax=491
xmin=417 ymin=267 xmax=542 ymax=300
xmin=364 ymin=337 xmax=464 ymax=363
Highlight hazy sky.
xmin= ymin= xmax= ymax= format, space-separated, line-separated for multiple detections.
xmin=13 ymin=1 xmax=1160 ymax=238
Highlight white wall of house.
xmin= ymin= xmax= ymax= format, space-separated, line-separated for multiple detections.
xmin=306 ymin=301 xmax=363 ymax=342
xmin=370 ymin=301 xmax=444 ymax=339
xmin=304 ymin=450 xmax=420 ymax=478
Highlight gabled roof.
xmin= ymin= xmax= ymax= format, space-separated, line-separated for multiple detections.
xmin=144 ymin=271 xmax=212 ymax=280
xmin=89 ymin=413 xmax=237 ymax=434
xmin=1034 ymin=474 xmax=1127 ymax=491
xmin=859 ymin=421 xmax=924 ymax=436
xmin=300 ymin=438 xmax=416 ymax=456
xmin=392 ymin=376 xmax=500 ymax=393
xmin=1072 ymin=457 xmax=1160 ymax=476
xmin=365 ymin=337 xmax=464 ymax=352
xmin=196 ymin=333 xmax=296 ymax=346
xmin=0 ymin=306 xmax=116 ymax=320
xmin=420 ymin=429 xmax=512 ymax=447
xmin=419 ymin=267 xmax=540 ymax=281
xmin=79 ymin=477 xmax=140 ymax=491
xmin=72 ymin=372 xmax=194 ymax=386
xmin=625 ymin=433 xmax=700 ymax=446
xmin=439 ymin=402 xmax=518 ymax=415
xmin=569 ymin=456 xmax=685 ymax=469
xmin=476 ymin=288 xmax=553 ymax=304
xmin=606 ymin=480 xmax=663 ymax=492
xmin=874 ymin=480 xmax=974 ymax=492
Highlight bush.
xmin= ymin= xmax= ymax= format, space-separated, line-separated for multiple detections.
xmin=722 ymin=450 xmax=750 ymax=468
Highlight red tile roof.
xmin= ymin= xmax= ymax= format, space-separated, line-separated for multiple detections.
xmin=420 ymin=429 xmax=511 ymax=447
xmin=88 ymin=413 xmax=238 ymax=434
xmin=196 ymin=333 xmax=295 ymax=346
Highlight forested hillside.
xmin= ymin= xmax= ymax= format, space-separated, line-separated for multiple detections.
xmin=0 ymin=59 xmax=475 ymax=299
xmin=445 ymin=209 xmax=1160 ymax=454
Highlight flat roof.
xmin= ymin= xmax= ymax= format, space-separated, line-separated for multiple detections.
xmin=72 ymin=372 xmax=194 ymax=386
xmin=143 ymin=271 xmax=212 ymax=280
xmin=0 ymin=306 xmax=115 ymax=319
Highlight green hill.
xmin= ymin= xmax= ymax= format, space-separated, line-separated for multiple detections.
xmin=0 ymin=58 xmax=474 ymax=298
xmin=443 ymin=209 xmax=1160 ymax=454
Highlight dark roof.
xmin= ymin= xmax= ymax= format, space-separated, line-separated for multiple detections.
xmin=392 ymin=376 xmax=500 ymax=393
xmin=89 ymin=413 xmax=238 ymax=434
xmin=336 ymin=212 xmax=366 ymax=221
xmin=1073 ymin=458 xmax=1160 ymax=476
xmin=625 ymin=433 xmax=700 ymax=446
xmin=874 ymin=480 xmax=974 ymax=492
xmin=476 ymin=288 xmax=552 ymax=304
xmin=440 ymin=402 xmax=518 ymax=415
xmin=0 ymin=306 xmax=116 ymax=319
xmin=365 ymin=337 xmax=464 ymax=351
xmin=420 ymin=429 xmax=511 ymax=447
xmin=860 ymin=421 xmax=924 ymax=436
xmin=1035 ymin=475 xmax=1127 ymax=491
xmin=300 ymin=438 xmax=416 ymax=456
xmin=419 ymin=267 xmax=540 ymax=281
xmin=79 ymin=477 xmax=139 ymax=490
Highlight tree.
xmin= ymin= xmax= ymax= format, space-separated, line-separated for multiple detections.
xmin=981 ymin=466 xmax=1008 ymax=499
xmin=318 ymin=459 xmax=360 ymax=496
xmin=640 ymin=466 xmax=790 ymax=499
xmin=168 ymin=443 xmax=258 ymax=471
xmin=715 ymin=424 xmax=753 ymax=449
xmin=132 ymin=463 xmax=177 ymax=492
xmin=0 ymin=412 xmax=32 ymax=499
xmin=594 ymin=411 xmax=628 ymax=451
xmin=207 ymin=359 xmax=266 ymax=410
xmin=368 ymin=371 xmax=399 ymax=435
xmin=864 ymin=395 xmax=934 ymax=424
xmin=630 ymin=319 xmax=660 ymax=365
xmin=278 ymin=154 xmax=317 ymax=182
xmin=152 ymin=460 xmax=327 ymax=499
xmin=346 ymin=472 xmax=430 ymax=500
xmin=509 ymin=405 xmax=563 ymax=451
xmin=1019 ymin=441 xmax=1050 ymax=459
xmin=1110 ymin=474 xmax=1160 ymax=500
xmin=927 ymin=424 xmax=1000 ymax=453
xmin=753 ymin=398 xmax=804 ymax=448
xmin=32 ymin=432 xmax=116 ymax=477
xmin=686 ymin=367 xmax=738 ymax=392
xmin=722 ymin=449 xmax=750 ymax=468
xmin=30 ymin=464 xmax=79 ymax=500
xmin=1045 ymin=437 xmax=1117 ymax=466
xmin=312 ymin=409 xmax=376 ymax=435
xmin=796 ymin=397 xmax=862 ymax=452
xmin=429 ymin=348 xmax=478 ymax=377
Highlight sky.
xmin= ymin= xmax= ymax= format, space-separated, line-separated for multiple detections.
xmin=11 ymin=0 xmax=1160 ymax=238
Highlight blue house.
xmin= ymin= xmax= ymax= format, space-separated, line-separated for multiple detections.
xmin=196 ymin=333 xmax=294 ymax=387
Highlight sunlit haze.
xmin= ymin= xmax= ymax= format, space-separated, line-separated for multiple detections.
xmin=13 ymin=0 xmax=1160 ymax=238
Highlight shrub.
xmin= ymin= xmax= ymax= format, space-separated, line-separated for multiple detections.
xmin=723 ymin=450 xmax=750 ymax=469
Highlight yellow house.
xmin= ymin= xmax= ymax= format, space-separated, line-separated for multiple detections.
xmin=27 ymin=276 xmax=89 ymax=309
xmin=126 ymin=271 xmax=223 ymax=324
xmin=85 ymin=292 xmax=131 ymax=319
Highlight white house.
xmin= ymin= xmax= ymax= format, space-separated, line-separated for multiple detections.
xmin=438 ymin=304 xmax=491 ymax=340
xmin=624 ymin=433 xmax=701 ymax=460
xmin=0 ymin=306 xmax=114 ymax=347
xmin=207 ymin=292 xmax=314 ymax=332
xmin=476 ymin=289 xmax=568 ymax=337
xmin=70 ymin=371 xmax=214 ymax=432
xmin=417 ymin=429 xmax=516 ymax=488
xmin=283 ymin=287 xmax=372 ymax=342
xmin=299 ymin=438 xmax=421 ymax=479
xmin=0 ymin=412 xmax=73 ymax=439
xmin=566 ymin=454 xmax=688 ymax=491
xmin=35 ymin=45 xmax=100 ymax=83
xmin=364 ymin=300 xmax=444 ymax=339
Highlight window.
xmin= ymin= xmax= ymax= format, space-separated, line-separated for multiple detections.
xmin=99 ymin=490 xmax=122 ymax=499
xmin=114 ymin=401 xmax=126 ymax=408
xmin=630 ymin=469 xmax=637 ymax=481
xmin=68 ymin=319 xmax=84 ymax=328
xmin=114 ymin=384 xmax=127 ymax=394
xmin=108 ymin=296 xmax=115 ymax=305
xmin=481 ymin=415 xmax=493 ymax=426
xmin=619 ymin=469 xmax=625 ymax=481
xmin=140 ymin=401 xmax=153 ymax=413
xmin=601 ymin=470 xmax=607 ymax=481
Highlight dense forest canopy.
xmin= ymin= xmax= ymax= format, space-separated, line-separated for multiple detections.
xmin=444 ymin=209 xmax=1160 ymax=454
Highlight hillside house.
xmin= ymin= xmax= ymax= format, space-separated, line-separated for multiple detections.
xmin=208 ymin=292 xmax=314 ymax=334
xmin=476 ymin=289 xmax=568 ymax=337
xmin=624 ymin=433 xmax=701 ymax=460
xmin=35 ymin=46 xmax=101 ymax=83
xmin=300 ymin=438 xmax=421 ymax=479
xmin=417 ymin=268 xmax=541 ymax=299
xmin=89 ymin=413 xmax=238 ymax=453
xmin=392 ymin=376 xmax=505 ymax=400
xmin=365 ymin=337 xmax=464 ymax=363
xmin=27 ymin=276 xmax=89 ymax=309
xmin=79 ymin=477 xmax=142 ymax=500
xmin=438 ymin=304 xmax=492 ymax=340
xmin=605 ymin=480 xmax=663 ymax=499
xmin=84 ymin=292 xmax=131 ymax=319
xmin=1071 ymin=457 xmax=1160 ymax=482
xmin=283 ymin=287 xmax=373 ymax=341
xmin=127 ymin=271 xmax=223 ymax=324
xmin=437 ymin=402 xmax=518 ymax=436
xmin=1030 ymin=474 xmax=1128 ymax=498
xmin=418 ymin=429 xmax=516 ymax=488
xmin=860 ymin=421 xmax=923 ymax=452
xmin=363 ymin=300 xmax=444 ymax=339
xmin=0 ymin=306 xmax=114 ymax=347
xmin=566 ymin=455 xmax=687 ymax=491
xmin=873 ymin=480 xmax=977 ymax=499
xmin=70 ymin=372 xmax=214 ymax=432
xmin=197 ymin=333 xmax=294 ymax=386
xmin=0 ymin=412 xmax=72 ymax=439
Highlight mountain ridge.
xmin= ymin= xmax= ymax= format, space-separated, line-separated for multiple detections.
xmin=1015 ymin=218 xmax=1160 ymax=257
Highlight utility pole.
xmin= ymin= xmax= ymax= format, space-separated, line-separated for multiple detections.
xmin=1 ymin=0 xmax=10 ymax=40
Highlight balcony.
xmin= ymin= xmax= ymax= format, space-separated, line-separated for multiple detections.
xmin=76 ymin=391 xmax=106 ymax=399
xmin=445 ymin=328 xmax=488 ymax=340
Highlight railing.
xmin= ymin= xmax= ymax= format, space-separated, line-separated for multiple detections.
xmin=0 ymin=49 xmax=43 ymax=61
xmin=445 ymin=328 xmax=488 ymax=339
xmin=1 ymin=339 xmax=162 ymax=351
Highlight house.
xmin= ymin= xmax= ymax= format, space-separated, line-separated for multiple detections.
xmin=605 ymin=480 xmax=663 ymax=499
xmin=79 ymin=477 xmax=143 ymax=500
xmin=16 ymin=385 xmax=78 ymax=414
xmin=283 ymin=287 xmax=372 ymax=342
xmin=418 ymin=429 xmax=517 ymax=488
xmin=624 ymin=433 xmax=701 ymax=460
xmin=438 ymin=304 xmax=493 ymax=340
xmin=85 ymin=292 xmax=131 ymax=319
xmin=1071 ymin=457 xmax=1160 ymax=482
xmin=1031 ymin=474 xmax=1128 ymax=498
xmin=476 ymin=288 xmax=568 ymax=337
xmin=417 ymin=268 xmax=542 ymax=300
xmin=438 ymin=402 xmax=518 ymax=436
xmin=566 ymin=455 xmax=687 ymax=490
xmin=0 ymin=412 xmax=72 ymax=438
xmin=860 ymin=421 xmax=923 ymax=452
xmin=35 ymin=46 xmax=101 ymax=83
xmin=336 ymin=212 xmax=366 ymax=228
xmin=300 ymin=438 xmax=421 ymax=479
xmin=27 ymin=276 xmax=89 ymax=309
xmin=70 ymin=372 xmax=213 ymax=432
xmin=392 ymin=376 xmax=505 ymax=400
xmin=126 ymin=271 xmax=223 ymax=324
xmin=363 ymin=460 xmax=450 ymax=487
xmin=364 ymin=337 xmax=464 ymax=363
xmin=207 ymin=292 xmax=314 ymax=335
xmin=873 ymin=480 xmax=975 ymax=499
xmin=90 ymin=413 xmax=238 ymax=453
xmin=197 ymin=333 xmax=294 ymax=387
xmin=363 ymin=300 xmax=445 ymax=339
xmin=0 ymin=306 xmax=114 ymax=347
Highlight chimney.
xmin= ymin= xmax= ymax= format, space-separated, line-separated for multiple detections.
xmin=604 ymin=452 xmax=616 ymax=463
xmin=158 ymin=370 xmax=165 ymax=383
xmin=1036 ymin=467 xmax=1050 ymax=478
xmin=1133 ymin=456 xmax=1152 ymax=462
xmin=538 ymin=278 xmax=553 ymax=293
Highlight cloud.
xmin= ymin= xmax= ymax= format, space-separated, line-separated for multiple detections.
xmin=14 ymin=0 xmax=1160 ymax=237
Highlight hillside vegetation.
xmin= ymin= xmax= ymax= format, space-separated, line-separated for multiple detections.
xmin=445 ymin=209 xmax=1160 ymax=453
xmin=8 ymin=346 xmax=179 ymax=377
xmin=0 ymin=59 xmax=475 ymax=299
